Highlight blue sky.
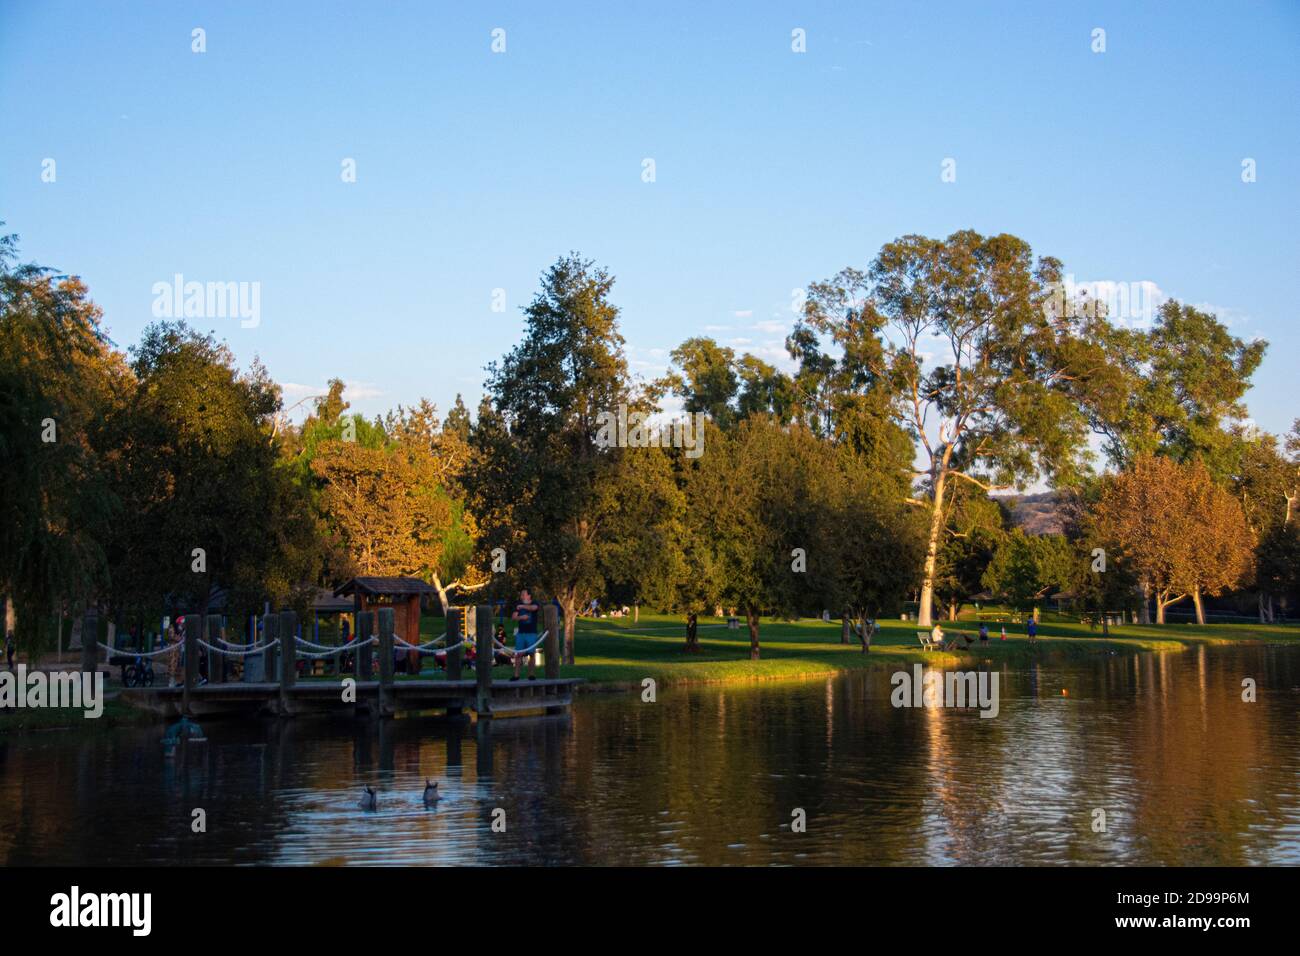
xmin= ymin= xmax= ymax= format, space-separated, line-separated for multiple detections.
xmin=2 ymin=0 xmax=1297 ymax=436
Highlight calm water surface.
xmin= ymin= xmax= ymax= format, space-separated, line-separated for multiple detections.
xmin=2 ymin=644 xmax=1297 ymax=865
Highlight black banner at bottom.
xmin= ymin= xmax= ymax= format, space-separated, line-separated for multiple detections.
xmin=0 ymin=864 xmax=1281 ymax=942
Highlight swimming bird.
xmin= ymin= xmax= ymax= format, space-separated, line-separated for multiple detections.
xmin=358 ymin=785 xmax=378 ymax=811
xmin=423 ymin=780 xmax=441 ymax=805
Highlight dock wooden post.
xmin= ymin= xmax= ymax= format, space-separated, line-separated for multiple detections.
xmin=206 ymin=614 xmax=223 ymax=683
xmin=543 ymin=606 xmax=560 ymax=680
xmin=279 ymin=609 xmax=297 ymax=716
xmin=475 ymin=604 xmax=494 ymax=718
xmin=446 ymin=608 xmax=463 ymax=682
xmin=377 ymin=607 xmax=394 ymax=717
xmin=80 ymin=607 xmax=98 ymax=679
xmin=444 ymin=608 xmax=464 ymax=717
xmin=182 ymin=613 xmax=198 ymax=716
xmin=263 ymin=613 xmax=279 ymax=686
xmin=356 ymin=610 xmax=374 ymax=680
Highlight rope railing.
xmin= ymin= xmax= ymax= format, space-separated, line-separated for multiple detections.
xmin=492 ymin=629 xmax=549 ymax=657
xmin=97 ymin=641 xmax=180 ymax=658
xmin=197 ymin=638 xmax=280 ymax=657
xmin=291 ymin=635 xmax=377 ymax=659
xmin=294 ymin=635 xmax=376 ymax=653
xmin=392 ymin=633 xmax=448 ymax=651
xmin=216 ymin=635 xmax=267 ymax=650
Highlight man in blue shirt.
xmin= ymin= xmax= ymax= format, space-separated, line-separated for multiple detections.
xmin=510 ymin=588 xmax=541 ymax=681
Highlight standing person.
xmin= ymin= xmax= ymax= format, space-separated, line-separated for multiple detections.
xmin=510 ymin=588 xmax=540 ymax=681
xmin=1027 ymin=617 xmax=1038 ymax=644
xmin=4 ymin=631 xmax=14 ymax=671
xmin=978 ymin=622 xmax=989 ymax=644
xmin=166 ymin=619 xmax=181 ymax=687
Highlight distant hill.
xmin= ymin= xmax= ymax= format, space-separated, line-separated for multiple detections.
xmin=994 ymin=492 xmax=1066 ymax=536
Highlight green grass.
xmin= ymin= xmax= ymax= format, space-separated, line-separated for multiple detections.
xmin=389 ymin=609 xmax=1300 ymax=690
xmin=0 ymin=696 xmax=150 ymax=734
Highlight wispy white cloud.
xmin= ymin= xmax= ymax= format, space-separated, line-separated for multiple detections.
xmin=281 ymin=380 xmax=384 ymax=402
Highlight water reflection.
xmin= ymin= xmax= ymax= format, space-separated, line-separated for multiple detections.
xmin=1 ymin=645 xmax=1296 ymax=865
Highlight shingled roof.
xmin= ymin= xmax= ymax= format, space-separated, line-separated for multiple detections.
xmin=334 ymin=576 xmax=439 ymax=598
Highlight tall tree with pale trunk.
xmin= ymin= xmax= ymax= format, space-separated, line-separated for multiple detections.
xmin=799 ymin=231 xmax=1108 ymax=626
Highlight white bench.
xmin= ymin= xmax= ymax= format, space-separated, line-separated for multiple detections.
xmin=917 ymin=630 xmax=942 ymax=651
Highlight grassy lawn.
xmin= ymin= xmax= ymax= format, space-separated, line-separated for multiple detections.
xmin=0 ymin=696 xmax=150 ymax=733
xmin=379 ymin=609 xmax=1300 ymax=690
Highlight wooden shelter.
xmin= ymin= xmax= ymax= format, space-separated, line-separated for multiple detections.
xmin=334 ymin=577 xmax=440 ymax=670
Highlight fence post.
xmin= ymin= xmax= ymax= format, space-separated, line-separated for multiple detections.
xmin=377 ymin=607 xmax=394 ymax=717
xmin=543 ymin=605 xmax=559 ymax=680
xmin=279 ymin=609 xmax=297 ymax=716
xmin=475 ymin=604 xmax=494 ymax=718
xmin=80 ymin=607 xmax=98 ymax=679
xmin=263 ymin=613 xmax=279 ymax=687
xmin=182 ymin=613 xmax=198 ymax=716
xmin=356 ymin=610 xmax=374 ymax=680
xmin=206 ymin=614 xmax=223 ymax=683
xmin=446 ymin=607 xmax=463 ymax=682
xmin=444 ymin=607 xmax=461 ymax=666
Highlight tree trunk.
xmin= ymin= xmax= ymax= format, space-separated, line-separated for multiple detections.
xmin=840 ymin=614 xmax=849 ymax=645
xmin=431 ymin=573 xmax=451 ymax=616
xmin=684 ymin=613 xmax=699 ymax=652
xmin=916 ymin=467 xmax=950 ymax=627
xmin=1155 ymin=593 xmax=1166 ymax=625
xmin=1258 ymin=592 xmax=1274 ymax=624
xmin=947 ymin=601 xmax=958 ymax=622
xmin=1192 ymin=587 xmax=1205 ymax=625
xmin=561 ymin=593 xmax=577 ymax=664
xmin=745 ymin=607 xmax=761 ymax=661
xmin=633 ymin=604 xmax=638 ymax=623
xmin=857 ymin=614 xmax=873 ymax=654
xmin=1139 ymin=582 xmax=1151 ymax=625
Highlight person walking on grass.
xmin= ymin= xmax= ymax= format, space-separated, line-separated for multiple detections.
xmin=4 ymin=631 xmax=14 ymax=671
xmin=1027 ymin=617 xmax=1038 ymax=644
xmin=510 ymin=588 xmax=541 ymax=681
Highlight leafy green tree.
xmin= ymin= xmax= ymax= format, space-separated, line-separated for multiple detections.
xmin=1229 ymin=424 xmax=1300 ymax=620
xmin=0 ymin=230 xmax=123 ymax=651
xmin=799 ymin=231 xmax=1108 ymax=626
xmin=1122 ymin=302 xmax=1265 ymax=478
xmin=114 ymin=321 xmax=320 ymax=623
xmin=735 ymin=354 xmax=797 ymax=424
xmin=824 ymin=448 xmax=927 ymax=647
xmin=665 ymin=337 xmax=739 ymax=427
xmin=679 ymin=418 xmax=881 ymax=658
xmin=981 ymin=530 xmax=1042 ymax=613
xmin=466 ymin=254 xmax=679 ymax=663
xmin=932 ymin=487 xmax=1005 ymax=621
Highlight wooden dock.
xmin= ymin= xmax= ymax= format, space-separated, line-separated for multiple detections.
xmin=121 ymin=677 xmax=582 ymax=719
xmin=105 ymin=603 xmax=580 ymax=722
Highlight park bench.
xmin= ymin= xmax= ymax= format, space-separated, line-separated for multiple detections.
xmin=917 ymin=630 xmax=942 ymax=652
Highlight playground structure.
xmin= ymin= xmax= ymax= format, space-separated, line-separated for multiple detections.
xmin=83 ymin=592 xmax=579 ymax=721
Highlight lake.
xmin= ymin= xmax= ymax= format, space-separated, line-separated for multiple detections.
xmin=2 ymin=643 xmax=1297 ymax=865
